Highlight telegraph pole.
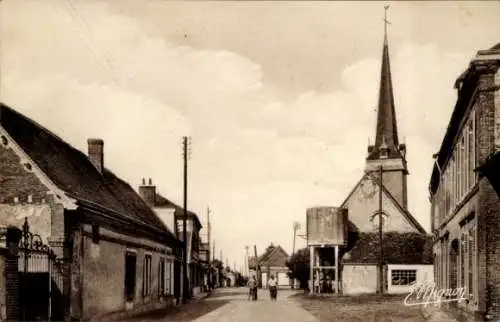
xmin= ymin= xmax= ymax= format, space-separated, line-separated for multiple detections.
xmin=292 ymin=222 xmax=300 ymax=289
xmin=245 ymin=246 xmax=250 ymax=277
xmin=378 ymin=164 xmax=384 ymax=294
xmin=292 ymin=222 xmax=300 ymax=255
xmin=212 ymin=241 xmax=215 ymax=262
xmin=207 ymin=207 xmax=211 ymax=287
xmin=182 ymin=136 xmax=191 ymax=303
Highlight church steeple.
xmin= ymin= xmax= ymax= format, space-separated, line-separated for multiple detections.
xmin=367 ymin=5 xmax=405 ymax=161
xmin=365 ymin=5 xmax=408 ymax=209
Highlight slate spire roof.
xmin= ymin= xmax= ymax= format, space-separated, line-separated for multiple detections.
xmin=367 ymin=20 xmax=403 ymax=161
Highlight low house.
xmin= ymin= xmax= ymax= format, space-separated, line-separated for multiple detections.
xmin=136 ymin=179 xmax=204 ymax=297
xmin=137 ymin=179 xmax=181 ymax=300
xmin=249 ymin=244 xmax=290 ymax=288
xmin=0 ymin=103 xmax=181 ymax=321
xmin=342 ymin=232 xmax=433 ymax=294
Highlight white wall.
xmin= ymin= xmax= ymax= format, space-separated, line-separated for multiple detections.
xmin=277 ymin=272 xmax=289 ymax=287
xmin=342 ymin=264 xmax=378 ymax=294
xmin=154 ymin=207 xmax=176 ymax=234
xmin=343 ymin=177 xmax=417 ymax=233
xmin=386 ymin=264 xmax=434 ymax=294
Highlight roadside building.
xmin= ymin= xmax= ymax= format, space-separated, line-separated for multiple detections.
xmin=136 ymin=179 xmax=204 ymax=298
xmin=429 ymin=43 xmax=500 ymax=321
xmin=249 ymin=244 xmax=290 ymax=288
xmin=0 ymin=103 xmax=181 ymax=321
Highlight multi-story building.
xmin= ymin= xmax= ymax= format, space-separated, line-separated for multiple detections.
xmin=429 ymin=43 xmax=500 ymax=321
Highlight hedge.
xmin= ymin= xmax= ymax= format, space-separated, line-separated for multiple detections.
xmin=343 ymin=231 xmax=433 ymax=265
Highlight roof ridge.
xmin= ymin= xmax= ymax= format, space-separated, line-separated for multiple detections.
xmin=1 ymin=103 xmax=78 ymax=152
xmin=1 ymin=103 xmax=178 ymax=241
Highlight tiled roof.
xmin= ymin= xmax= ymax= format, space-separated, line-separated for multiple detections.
xmin=154 ymin=193 xmax=202 ymax=229
xmin=154 ymin=193 xmax=177 ymax=208
xmin=367 ymin=30 xmax=402 ymax=161
xmin=0 ymin=103 xmax=178 ymax=244
xmin=249 ymin=244 xmax=289 ymax=269
xmin=260 ymin=245 xmax=289 ymax=267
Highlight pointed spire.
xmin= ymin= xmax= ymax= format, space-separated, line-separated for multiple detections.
xmin=374 ymin=5 xmax=400 ymax=156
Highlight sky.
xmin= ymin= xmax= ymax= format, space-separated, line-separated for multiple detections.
xmin=1 ymin=0 xmax=500 ymax=271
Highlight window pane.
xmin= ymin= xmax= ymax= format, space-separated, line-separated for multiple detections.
xmin=391 ymin=270 xmax=417 ymax=286
xmin=468 ymin=224 xmax=475 ymax=298
xmin=125 ymin=252 xmax=137 ymax=302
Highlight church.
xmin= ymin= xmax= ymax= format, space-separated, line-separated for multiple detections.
xmin=323 ymin=17 xmax=434 ymax=295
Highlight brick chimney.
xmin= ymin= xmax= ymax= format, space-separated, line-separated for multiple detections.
xmin=87 ymin=138 xmax=104 ymax=174
xmin=139 ymin=178 xmax=156 ymax=207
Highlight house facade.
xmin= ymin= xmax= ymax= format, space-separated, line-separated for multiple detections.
xmin=0 ymin=103 xmax=181 ymax=321
xmin=429 ymin=43 xmax=500 ymax=321
xmin=337 ymin=25 xmax=433 ymax=295
xmin=249 ymin=244 xmax=290 ymax=288
xmin=137 ymin=179 xmax=204 ymax=297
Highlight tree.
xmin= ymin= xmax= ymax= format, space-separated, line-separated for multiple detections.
xmin=286 ymin=247 xmax=310 ymax=290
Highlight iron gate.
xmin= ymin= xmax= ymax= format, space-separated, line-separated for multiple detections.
xmin=18 ymin=218 xmax=69 ymax=322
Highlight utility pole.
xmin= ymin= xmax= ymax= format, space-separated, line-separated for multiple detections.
xmin=292 ymin=222 xmax=300 ymax=289
xmin=213 ymin=240 xmax=215 ymax=262
xmin=378 ymin=164 xmax=384 ymax=294
xmin=254 ymin=245 xmax=260 ymax=287
xmin=292 ymin=222 xmax=300 ymax=255
xmin=207 ymin=207 xmax=211 ymax=287
xmin=245 ymin=246 xmax=250 ymax=277
xmin=182 ymin=136 xmax=191 ymax=303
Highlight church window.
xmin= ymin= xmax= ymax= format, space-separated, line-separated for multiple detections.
xmin=391 ymin=269 xmax=416 ymax=286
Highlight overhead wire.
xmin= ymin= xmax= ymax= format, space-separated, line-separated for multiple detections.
xmin=54 ymin=0 xmax=122 ymax=87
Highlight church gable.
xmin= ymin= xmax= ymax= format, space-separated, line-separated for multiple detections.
xmin=341 ymin=175 xmax=425 ymax=234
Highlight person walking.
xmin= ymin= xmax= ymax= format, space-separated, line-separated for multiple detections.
xmin=247 ymin=276 xmax=257 ymax=301
xmin=268 ymin=275 xmax=278 ymax=301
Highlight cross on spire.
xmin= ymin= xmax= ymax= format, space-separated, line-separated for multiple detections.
xmin=383 ymin=5 xmax=391 ymax=44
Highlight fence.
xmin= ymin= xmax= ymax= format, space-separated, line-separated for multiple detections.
xmin=17 ymin=218 xmax=69 ymax=322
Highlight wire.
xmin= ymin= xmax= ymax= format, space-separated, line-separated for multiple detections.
xmin=65 ymin=0 xmax=117 ymax=78
xmin=53 ymin=0 xmax=122 ymax=87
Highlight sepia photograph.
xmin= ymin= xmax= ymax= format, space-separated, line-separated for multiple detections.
xmin=0 ymin=1 xmax=499 ymax=321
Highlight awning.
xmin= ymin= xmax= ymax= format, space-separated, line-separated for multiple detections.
xmin=476 ymin=150 xmax=500 ymax=197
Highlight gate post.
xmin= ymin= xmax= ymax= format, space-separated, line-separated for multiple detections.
xmin=5 ymin=226 xmax=22 ymax=321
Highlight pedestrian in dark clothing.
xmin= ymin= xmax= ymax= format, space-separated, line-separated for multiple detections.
xmin=268 ymin=275 xmax=278 ymax=301
xmin=247 ymin=276 xmax=258 ymax=300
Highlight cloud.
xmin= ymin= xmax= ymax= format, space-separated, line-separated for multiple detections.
xmin=1 ymin=0 xmax=478 ymax=269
